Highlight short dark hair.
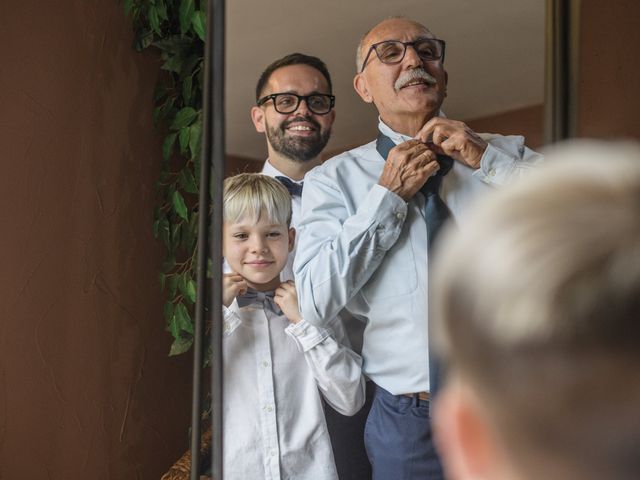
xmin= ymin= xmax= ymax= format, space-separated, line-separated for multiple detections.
xmin=255 ymin=53 xmax=333 ymax=101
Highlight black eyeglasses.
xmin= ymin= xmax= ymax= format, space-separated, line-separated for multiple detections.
xmin=360 ymin=38 xmax=446 ymax=73
xmin=256 ymin=93 xmax=335 ymax=115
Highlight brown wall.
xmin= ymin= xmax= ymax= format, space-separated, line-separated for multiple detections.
xmin=1 ymin=1 xmax=192 ymax=479
xmin=578 ymin=0 xmax=640 ymax=139
xmin=465 ymin=104 xmax=544 ymax=149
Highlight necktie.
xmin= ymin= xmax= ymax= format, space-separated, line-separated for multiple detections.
xmin=376 ymin=132 xmax=453 ymax=397
xmin=236 ymin=287 xmax=282 ymax=315
xmin=275 ymin=176 xmax=303 ymax=197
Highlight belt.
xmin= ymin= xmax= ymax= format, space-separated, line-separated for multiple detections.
xmin=402 ymin=391 xmax=430 ymax=401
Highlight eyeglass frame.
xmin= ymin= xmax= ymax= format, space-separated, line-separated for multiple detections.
xmin=359 ymin=38 xmax=446 ymax=73
xmin=256 ymin=92 xmax=336 ymax=115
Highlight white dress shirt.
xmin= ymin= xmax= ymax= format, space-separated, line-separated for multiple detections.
xmin=222 ymin=297 xmax=365 ymax=480
xmin=294 ymin=119 xmax=544 ymax=395
xmin=261 ymin=160 xmax=303 ymax=282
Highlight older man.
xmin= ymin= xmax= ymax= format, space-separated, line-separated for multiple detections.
xmin=294 ymin=17 xmax=543 ymax=479
xmin=250 ymin=53 xmax=372 ymax=479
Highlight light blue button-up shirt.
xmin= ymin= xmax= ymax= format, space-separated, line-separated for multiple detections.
xmin=294 ymin=119 xmax=544 ymax=394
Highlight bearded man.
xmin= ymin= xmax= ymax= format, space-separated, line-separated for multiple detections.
xmin=250 ymin=53 xmax=372 ymax=479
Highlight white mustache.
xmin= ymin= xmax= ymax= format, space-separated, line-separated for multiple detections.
xmin=394 ymin=69 xmax=437 ymax=91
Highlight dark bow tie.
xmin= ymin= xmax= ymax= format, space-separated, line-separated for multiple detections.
xmin=275 ymin=176 xmax=304 ymax=197
xmin=236 ymin=288 xmax=282 ymax=314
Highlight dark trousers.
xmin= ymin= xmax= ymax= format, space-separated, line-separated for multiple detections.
xmin=364 ymin=383 xmax=445 ymax=480
xmin=325 ymin=381 xmax=374 ymax=479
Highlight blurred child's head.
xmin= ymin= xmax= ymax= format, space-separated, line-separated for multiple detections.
xmin=223 ymin=173 xmax=294 ymax=291
xmin=432 ymin=141 xmax=640 ymax=480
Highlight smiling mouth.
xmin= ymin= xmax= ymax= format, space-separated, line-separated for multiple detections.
xmin=401 ymin=79 xmax=431 ymax=89
xmin=286 ymin=123 xmax=315 ymax=132
xmin=245 ymin=260 xmax=274 ymax=268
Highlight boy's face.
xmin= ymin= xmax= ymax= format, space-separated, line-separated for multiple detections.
xmin=223 ymin=214 xmax=294 ymax=291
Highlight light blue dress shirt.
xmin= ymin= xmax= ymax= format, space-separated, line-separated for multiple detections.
xmin=294 ymin=119 xmax=544 ymax=394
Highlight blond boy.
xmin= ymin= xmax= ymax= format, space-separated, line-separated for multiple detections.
xmin=221 ymin=173 xmax=365 ymax=480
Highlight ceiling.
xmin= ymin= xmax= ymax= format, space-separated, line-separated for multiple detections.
xmin=225 ymin=0 xmax=545 ymax=160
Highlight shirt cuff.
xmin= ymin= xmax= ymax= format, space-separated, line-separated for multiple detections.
xmin=358 ymin=184 xmax=408 ymax=250
xmin=222 ymin=305 xmax=241 ymax=336
xmin=476 ymin=140 xmax=518 ymax=185
xmin=285 ymin=320 xmax=330 ymax=352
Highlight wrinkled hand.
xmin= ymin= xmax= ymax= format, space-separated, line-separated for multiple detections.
xmin=415 ymin=117 xmax=487 ymax=169
xmin=378 ymin=139 xmax=440 ymax=201
xmin=274 ymin=280 xmax=303 ymax=324
xmin=223 ymin=273 xmax=248 ymax=307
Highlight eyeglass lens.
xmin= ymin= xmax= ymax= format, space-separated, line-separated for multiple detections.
xmin=274 ymin=94 xmax=332 ymax=114
xmin=376 ymin=39 xmax=442 ymax=64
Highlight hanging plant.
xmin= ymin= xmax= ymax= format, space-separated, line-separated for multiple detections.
xmin=125 ymin=0 xmax=207 ymax=358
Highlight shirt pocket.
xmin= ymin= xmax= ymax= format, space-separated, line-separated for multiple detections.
xmin=361 ymin=227 xmax=418 ymax=302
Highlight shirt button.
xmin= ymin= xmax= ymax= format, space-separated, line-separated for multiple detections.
xmin=267 ymin=405 xmax=274 ymax=412
xmin=395 ymin=212 xmax=405 ymax=220
xmin=488 ymin=168 xmax=496 ymax=177
xmin=270 ymin=450 xmax=277 ymax=457
xmin=261 ymin=361 xmax=270 ymax=368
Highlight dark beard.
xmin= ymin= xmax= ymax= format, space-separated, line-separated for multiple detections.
xmin=266 ymin=116 xmax=331 ymax=163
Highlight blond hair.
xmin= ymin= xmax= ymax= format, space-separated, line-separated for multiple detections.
xmin=433 ymin=140 xmax=640 ymax=480
xmin=223 ymin=173 xmax=291 ymax=226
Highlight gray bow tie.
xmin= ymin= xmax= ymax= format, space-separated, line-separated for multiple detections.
xmin=236 ymin=288 xmax=282 ymax=314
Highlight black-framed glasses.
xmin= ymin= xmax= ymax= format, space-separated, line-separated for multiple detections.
xmin=360 ymin=38 xmax=446 ymax=73
xmin=256 ymin=93 xmax=335 ymax=115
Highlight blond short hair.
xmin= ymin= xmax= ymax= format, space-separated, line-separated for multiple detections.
xmin=223 ymin=173 xmax=291 ymax=226
xmin=433 ymin=140 xmax=640 ymax=480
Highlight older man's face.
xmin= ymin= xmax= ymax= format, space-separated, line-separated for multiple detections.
xmin=355 ymin=19 xmax=447 ymax=126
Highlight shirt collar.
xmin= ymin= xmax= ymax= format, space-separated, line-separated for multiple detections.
xmin=262 ymin=159 xmax=303 ymax=185
xmin=377 ymin=110 xmax=448 ymax=146
xmin=377 ymin=118 xmax=412 ymax=145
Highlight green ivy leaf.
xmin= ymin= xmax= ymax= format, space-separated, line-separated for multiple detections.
xmin=161 ymin=53 xmax=183 ymax=74
xmin=179 ymin=168 xmax=198 ymax=194
xmin=175 ymin=302 xmax=194 ymax=334
xmin=124 ymin=0 xmax=133 ymax=16
xmin=182 ymin=77 xmax=193 ymax=104
xmin=172 ymin=190 xmax=189 ymax=220
xmin=169 ymin=336 xmax=193 ymax=356
xmin=179 ymin=0 xmax=195 ymax=34
xmin=192 ymin=10 xmax=206 ymax=42
xmin=179 ymin=126 xmax=190 ymax=154
xmin=169 ymin=275 xmax=179 ymax=298
xmin=171 ymin=107 xmax=197 ymax=130
xmin=148 ymin=6 xmax=160 ymax=34
xmin=169 ymin=313 xmax=180 ymax=339
xmin=162 ymin=132 xmax=177 ymax=161
xmin=186 ymin=279 xmax=197 ymax=303
xmin=157 ymin=1 xmax=168 ymax=21
xmin=189 ymin=120 xmax=202 ymax=160
xmin=163 ymin=301 xmax=174 ymax=323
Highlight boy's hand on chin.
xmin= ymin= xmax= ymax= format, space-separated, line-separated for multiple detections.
xmin=274 ymin=280 xmax=303 ymax=323
xmin=223 ymin=272 xmax=248 ymax=307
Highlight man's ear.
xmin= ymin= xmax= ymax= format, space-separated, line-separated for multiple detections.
xmin=444 ymin=70 xmax=449 ymax=98
xmin=251 ymin=105 xmax=266 ymax=133
xmin=353 ymin=73 xmax=373 ymax=104
xmin=288 ymin=227 xmax=296 ymax=252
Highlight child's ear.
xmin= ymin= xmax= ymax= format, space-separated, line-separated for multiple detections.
xmin=434 ymin=379 xmax=500 ymax=480
xmin=288 ymin=227 xmax=296 ymax=252
xmin=251 ymin=105 xmax=266 ymax=133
